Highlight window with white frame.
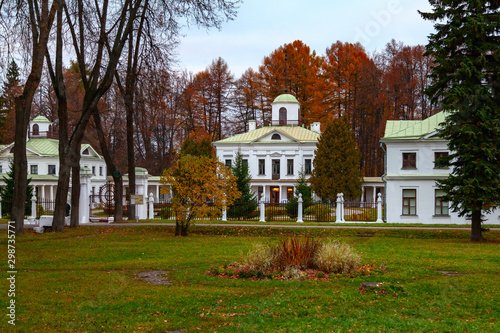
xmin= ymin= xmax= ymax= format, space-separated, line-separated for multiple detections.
xmin=48 ymin=165 xmax=56 ymax=175
xmin=434 ymin=189 xmax=449 ymax=216
xmin=30 ymin=165 xmax=38 ymax=175
xmin=402 ymin=189 xmax=416 ymax=215
xmin=258 ymin=159 xmax=265 ymax=175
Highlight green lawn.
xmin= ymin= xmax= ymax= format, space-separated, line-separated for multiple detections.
xmin=1 ymin=225 xmax=499 ymax=332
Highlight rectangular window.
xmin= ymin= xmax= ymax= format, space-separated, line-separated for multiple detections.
xmin=258 ymin=159 xmax=265 ymax=175
xmin=402 ymin=189 xmax=417 ymax=215
xmin=434 ymin=152 xmax=449 ymax=169
xmin=435 ymin=190 xmax=449 ymax=216
xmin=0 ymin=165 xmax=2 ymax=174
xmin=402 ymin=153 xmax=417 ymax=169
xmin=99 ymin=166 xmax=103 ymax=176
xmin=92 ymin=166 xmax=96 ymax=175
xmin=48 ymin=165 xmax=56 ymax=175
xmin=30 ymin=165 xmax=38 ymax=175
xmin=225 ymin=159 xmax=232 ymax=167
xmin=272 ymin=159 xmax=280 ymax=180
xmin=287 ymin=159 xmax=294 ymax=175
xmin=304 ymin=159 xmax=312 ymax=175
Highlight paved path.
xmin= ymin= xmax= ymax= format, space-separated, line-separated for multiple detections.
xmin=1 ymin=221 xmax=489 ymax=231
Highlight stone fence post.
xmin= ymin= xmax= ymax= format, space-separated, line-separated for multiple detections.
xmin=259 ymin=194 xmax=266 ymax=222
xmin=376 ymin=193 xmax=383 ymax=223
xmin=31 ymin=193 xmax=37 ymax=219
xmin=148 ymin=193 xmax=154 ymax=219
xmin=335 ymin=193 xmax=342 ymax=223
xmin=340 ymin=193 xmax=345 ymax=222
xmin=297 ymin=193 xmax=303 ymax=223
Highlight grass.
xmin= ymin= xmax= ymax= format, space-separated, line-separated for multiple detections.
xmin=1 ymin=225 xmax=499 ymax=332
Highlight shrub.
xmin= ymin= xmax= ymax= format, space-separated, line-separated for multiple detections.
xmin=242 ymin=243 xmax=278 ymax=271
xmin=36 ymin=204 xmax=44 ymax=218
xmin=277 ymin=234 xmax=322 ymax=269
xmin=314 ymin=240 xmax=361 ymax=274
xmin=305 ymin=204 xmax=333 ymax=221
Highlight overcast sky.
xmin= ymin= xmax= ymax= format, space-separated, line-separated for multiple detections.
xmin=175 ymin=0 xmax=436 ymax=77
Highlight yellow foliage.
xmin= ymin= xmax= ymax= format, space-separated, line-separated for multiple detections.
xmin=159 ymin=155 xmax=240 ymax=235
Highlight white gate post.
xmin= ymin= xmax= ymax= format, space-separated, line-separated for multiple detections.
xmin=376 ymin=193 xmax=383 ymax=223
xmin=222 ymin=205 xmax=227 ymax=222
xmin=297 ymin=193 xmax=303 ymax=223
xmin=340 ymin=193 xmax=345 ymax=222
xmin=259 ymin=194 xmax=266 ymax=222
xmin=31 ymin=193 xmax=37 ymax=218
xmin=148 ymin=193 xmax=154 ymax=219
xmin=335 ymin=193 xmax=342 ymax=223
xmin=79 ymin=167 xmax=92 ymax=224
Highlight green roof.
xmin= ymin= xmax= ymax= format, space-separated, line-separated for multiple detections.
xmin=26 ymin=138 xmax=60 ymax=156
xmin=0 ymin=138 xmax=101 ymax=158
xmin=272 ymin=94 xmax=299 ymax=103
xmin=214 ymin=126 xmax=320 ymax=144
xmin=382 ymin=112 xmax=447 ymax=140
xmin=32 ymin=116 xmax=51 ymax=123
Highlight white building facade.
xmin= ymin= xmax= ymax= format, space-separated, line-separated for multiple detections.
xmin=214 ymin=94 xmax=321 ymax=203
xmin=381 ymin=112 xmax=499 ymax=224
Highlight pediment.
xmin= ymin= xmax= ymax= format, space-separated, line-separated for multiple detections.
xmin=251 ymin=129 xmax=298 ymax=143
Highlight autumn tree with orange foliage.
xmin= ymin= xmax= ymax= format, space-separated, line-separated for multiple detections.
xmin=323 ymin=41 xmax=385 ymax=176
xmin=259 ymin=40 xmax=325 ymax=125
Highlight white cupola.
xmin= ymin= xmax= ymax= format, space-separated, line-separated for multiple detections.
xmin=271 ymin=94 xmax=300 ymax=126
xmin=29 ymin=116 xmax=54 ymax=139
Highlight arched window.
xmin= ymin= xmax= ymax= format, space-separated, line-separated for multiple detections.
xmin=279 ymin=107 xmax=287 ymax=125
xmin=271 ymin=133 xmax=281 ymax=140
xmin=32 ymin=124 xmax=39 ymax=136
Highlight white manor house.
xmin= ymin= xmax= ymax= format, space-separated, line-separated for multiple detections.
xmin=0 ymin=101 xmax=497 ymax=225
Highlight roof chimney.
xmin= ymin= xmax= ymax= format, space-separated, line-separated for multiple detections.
xmin=248 ymin=120 xmax=256 ymax=132
xmin=310 ymin=122 xmax=321 ymax=134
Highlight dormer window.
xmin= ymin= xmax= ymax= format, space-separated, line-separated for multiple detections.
xmin=32 ymin=124 xmax=39 ymax=136
xmin=82 ymin=148 xmax=90 ymax=155
xmin=279 ymin=107 xmax=287 ymax=125
xmin=271 ymin=133 xmax=281 ymax=140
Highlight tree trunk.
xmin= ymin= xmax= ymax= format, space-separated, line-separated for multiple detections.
xmin=52 ymin=153 xmax=71 ymax=231
xmin=126 ymin=93 xmax=136 ymax=220
xmin=70 ymin=163 xmax=81 ymax=227
xmin=12 ymin=1 xmax=56 ymax=234
xmin=92 ymin=109 xmax=123 ymax=222
xmin=470 ymin=209 xmax=485 ymax=242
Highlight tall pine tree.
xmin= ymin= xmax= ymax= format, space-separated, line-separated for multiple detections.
xmin=0 ymin=60 xmax=21 ymax=144
xmin=310 ymin=117 xmax=362 ymax=201
xmin=420 ymin=1 xmax=500 ymax=241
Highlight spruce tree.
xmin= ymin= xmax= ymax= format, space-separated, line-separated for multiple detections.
xmin=0 ymin=60 xmax=20 ymax=144
xmin=1 ymin=161 xmax=33 ymax=217
xmin=420 ymin=1 xmax=500 ymax=241
xmin=310 ymin=116 xmax=362 ymax=201
xmin=228 ymin=151 xmax=257 ymax=220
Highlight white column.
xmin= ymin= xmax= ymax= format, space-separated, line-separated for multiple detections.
xmin=156 ymin=185 xmax=160 ymax=203
xmin=222 ymin=205 xmax=227 ymax=222
xmin=259 ymin=194 xmax=266 ymax=222
xmin=336 ymin=193 xmax=342 ymax=223
xmin=31 ymin=193 xmax=37 ymax=218
xmin=148 ymin=193 xmax=154 ymax=219
xmin=340 ymin=193 xmax=345 ymax=222
xmin=79 ymin=167 xmax=92 ymax=224
xmin=40 ymin=185 xmax=45 ymax=200
xmin=297 ymin=193 xmax=303 ymax=223
xmin=263 ymin=186 xmax=267 ymax=203
xmin=372 ymin=187 xmax=376 ymax=203
xmin=49 ymin=185 xmax=54 ymax=201
xmin=135 ymin=169 xmax=149 ymax=220
xmin=376 ymin=193 xmax=383 ymax=223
